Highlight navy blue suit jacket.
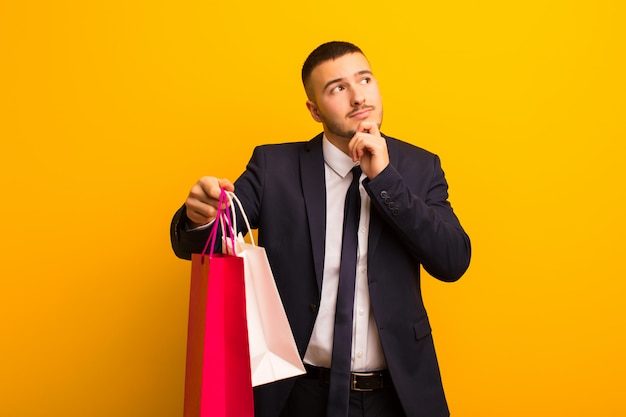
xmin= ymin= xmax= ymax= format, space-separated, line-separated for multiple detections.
xmin=171 ymin=133 xmax=471 ymax=417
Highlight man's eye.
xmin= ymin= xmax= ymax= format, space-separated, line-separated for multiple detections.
xmin=331 ymin=85 xmax=345 ymax=93
xmin=360 ymin=77 xmax=371 ymax=84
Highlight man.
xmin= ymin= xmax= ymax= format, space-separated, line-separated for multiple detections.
xmin=171 ymin=41 xmax=471 ymax=417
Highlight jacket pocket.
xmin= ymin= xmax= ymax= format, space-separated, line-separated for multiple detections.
xmin=413 ymin=316 xmax=432 ymax=340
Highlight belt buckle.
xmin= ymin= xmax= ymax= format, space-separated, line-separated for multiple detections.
xmin=351 ymin=372 xmax=381 ymax=392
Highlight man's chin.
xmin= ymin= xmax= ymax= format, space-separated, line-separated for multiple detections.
xmin=327 ymin=129 xmax=356 ymax=140
xmin=345 ymin=130 xmax=357 ymax=139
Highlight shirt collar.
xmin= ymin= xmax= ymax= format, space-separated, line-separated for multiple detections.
xmin=322 ymin=134 xmax=360 ymax=179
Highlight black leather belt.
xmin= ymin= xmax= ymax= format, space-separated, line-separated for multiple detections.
xmin=303 ymin=364 xmax=389 ymax=392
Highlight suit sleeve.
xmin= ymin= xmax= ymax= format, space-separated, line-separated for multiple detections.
xmin=170 ymin=205 xmax=213 ymax=260
xmin=363 ymin=154 xmax=471 ymax=282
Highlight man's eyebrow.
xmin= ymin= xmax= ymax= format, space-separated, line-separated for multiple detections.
xmin=323 ymin=70 xmax=374 ymax=92
xmin=323 ymin=77 xmax=345 ymax=91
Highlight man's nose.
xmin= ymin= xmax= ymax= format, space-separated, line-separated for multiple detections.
xmin=351 ymin=88 xmax=365 ymax=106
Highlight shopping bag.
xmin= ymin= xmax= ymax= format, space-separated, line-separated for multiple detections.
xmin=226 ymin=192 xmax=306 ymax=387
xmin=183 ymin=189 xmax=254 ymax=417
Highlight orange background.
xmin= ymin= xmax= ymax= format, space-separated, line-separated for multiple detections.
xmin=1 ymin=1 xmax=625 ymax=416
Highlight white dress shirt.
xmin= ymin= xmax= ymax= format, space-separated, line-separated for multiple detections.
xmin=303 ymin=137 xmax=387 ymax=372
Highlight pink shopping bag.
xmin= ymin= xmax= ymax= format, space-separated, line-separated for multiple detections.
xmin=183 ymin=189 xmax=254 ymax=417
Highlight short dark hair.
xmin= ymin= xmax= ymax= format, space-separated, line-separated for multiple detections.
xmin=301 ymin=41 xmax=364 ymax=88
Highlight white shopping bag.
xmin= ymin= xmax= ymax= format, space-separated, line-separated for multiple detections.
xmin=224 ymin=192 xmax=306 ymax=387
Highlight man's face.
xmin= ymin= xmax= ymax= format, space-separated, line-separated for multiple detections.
xmin=306 ymin=52 xmax=383 ymax=142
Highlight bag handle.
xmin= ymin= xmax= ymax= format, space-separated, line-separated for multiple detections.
xmin=226 ymin=191 xmax=256 ymax=247
xmin=201 ymin=188 xmax=237 ymax=256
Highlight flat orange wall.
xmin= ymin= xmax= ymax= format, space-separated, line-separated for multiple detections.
xmin=1 ymin=1 xmax=625 ymax=416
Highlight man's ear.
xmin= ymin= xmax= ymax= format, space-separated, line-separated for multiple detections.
xmin=306 ymin=100 xmax=323 ymax=123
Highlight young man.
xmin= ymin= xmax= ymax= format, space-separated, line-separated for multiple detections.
xmin=171 ymin=41 xmax=471 ymax=417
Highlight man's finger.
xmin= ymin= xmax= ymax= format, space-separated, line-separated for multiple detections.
xmin=217 ymin=178 xmax=235 ymax=192
xmin=357 ymin=121 xmax=380 ymax=137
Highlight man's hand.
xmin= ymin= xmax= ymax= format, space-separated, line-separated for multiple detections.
xmin=348 ymin=121 xmax=389 ymax=179
xmin=184 ymin=177 xmax=234 ymax=227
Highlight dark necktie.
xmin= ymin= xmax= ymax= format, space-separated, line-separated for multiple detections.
xmin=327 ymin=165 xmax=362 ymax=417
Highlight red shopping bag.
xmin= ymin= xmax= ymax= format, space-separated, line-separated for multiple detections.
xmin=183 ymin=190 xmax=254 ymax=417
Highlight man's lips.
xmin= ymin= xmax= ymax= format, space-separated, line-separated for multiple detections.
xmin=348 ymin=107 xmax=375 ymax=119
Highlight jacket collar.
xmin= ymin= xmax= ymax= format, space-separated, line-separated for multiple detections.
xmin=300 ymin=134 xmax=326 ymax=290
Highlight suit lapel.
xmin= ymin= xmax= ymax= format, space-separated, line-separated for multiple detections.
xmin=300 ymin=134 xmax=326 ymax=291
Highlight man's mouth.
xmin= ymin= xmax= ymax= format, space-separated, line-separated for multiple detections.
xmin=348 ymin=106 xmax=375 ymax=119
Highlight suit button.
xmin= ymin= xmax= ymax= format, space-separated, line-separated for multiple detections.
xmin=380 ymin=191 xmax=388 ymax=199
xmin=392 ymin=208 xmax=400 ymax=216
xmin=388 ymin=202 xmax=396 ymax=209
xmin=309 ymin=303 xmax=318 ymax=313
